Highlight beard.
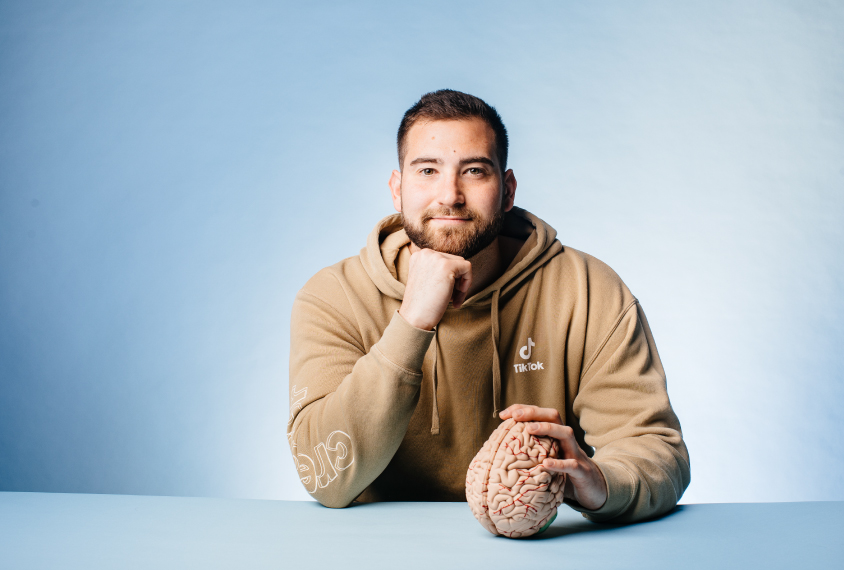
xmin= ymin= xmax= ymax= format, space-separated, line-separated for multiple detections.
xmin=402 ymin=205 xmax=505 ymax=259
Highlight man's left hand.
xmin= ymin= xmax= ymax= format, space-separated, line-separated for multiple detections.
xmin=499 ymin=404 xmax=608 ymax=511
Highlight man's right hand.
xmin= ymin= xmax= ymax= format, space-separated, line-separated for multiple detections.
xmin=399 ymin=249 xmax=472 ymax=331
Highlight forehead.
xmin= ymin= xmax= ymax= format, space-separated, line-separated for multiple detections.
xmin=404 ymin=118 xmax=496 ymax=160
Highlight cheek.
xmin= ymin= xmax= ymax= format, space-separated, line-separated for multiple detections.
xmin=470 ymin=188 xmax=504 ymax=213
xmin=398 ymin=186 xmax=434 ymax=214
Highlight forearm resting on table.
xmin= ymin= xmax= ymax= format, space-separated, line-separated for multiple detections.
xmin=288 ymin=310 xmax=434 ymax=507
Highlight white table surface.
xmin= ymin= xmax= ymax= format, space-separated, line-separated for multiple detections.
xmin=2 ymin=492 xmax=842 ymax=569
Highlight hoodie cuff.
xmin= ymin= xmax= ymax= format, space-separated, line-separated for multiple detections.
xmin=565 ymin=461 xmax=636 ymax=523
xmin=374 ymin=311 xmax=436 ymax=378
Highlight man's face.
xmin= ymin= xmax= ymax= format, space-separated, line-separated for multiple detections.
xmin=389 ymin=118 xmax=517 ymax=259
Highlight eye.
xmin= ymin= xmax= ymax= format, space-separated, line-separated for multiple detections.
xmin=467 ymin=167 xmax=485 ymax=175
xmin=420 ymin=168 xmax=435 ymax=176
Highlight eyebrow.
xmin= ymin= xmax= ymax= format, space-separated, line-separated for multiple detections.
xmin=460 ymin=156 xmax=495 ymax=167
xmin=408 ymin=157 xmax=443 ymax=166
xmin=407 ymin=156 xmax=496 ymax=167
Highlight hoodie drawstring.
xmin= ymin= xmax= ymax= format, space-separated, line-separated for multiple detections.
xmin=430 ymin=288 xmax=503 ymax=435
xmin=430 ymin=327 xmax=440 ymax=435
xmin=491 ymin=288 xmax=502 ymax=419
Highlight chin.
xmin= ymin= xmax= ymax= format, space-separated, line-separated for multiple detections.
xmin=403 ymin=210 xmax=503 ymax=259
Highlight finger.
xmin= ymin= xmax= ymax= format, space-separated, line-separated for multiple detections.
xmin=550 ymin=426 xmax=584 ymax=460
xmin=499 ymin=403 xmax=535 ymax=420
xmin=532 ymin=422 xmax=584 ymax=461
xmin=541 ymin=458 xmax=581 ymax=474
xmin=526 ymin=422 xmax=583 ymax=457
xmin=452 ymin=280 xmax=468 ymax=309
xmin=450 ymin=261 xmax=472 ymax=309
xmin=498 ymin=405 xmax=518 ymax=419
xmin=503 ymin=405 xmax=562 ymax=423
xmin=499 ymin=404 xmax=544 ymax=421
xmin=525 ymin=421 xmax=566 ymax=439
xmin=454 ymin=257 xmax=473 ymax=280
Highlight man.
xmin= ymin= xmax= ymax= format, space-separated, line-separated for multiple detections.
xmin=287 ymin=90 xmax=690 ymax=523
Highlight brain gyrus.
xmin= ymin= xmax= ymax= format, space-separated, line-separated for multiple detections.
xmin=465 ymin=418 xmax=566 ymax=538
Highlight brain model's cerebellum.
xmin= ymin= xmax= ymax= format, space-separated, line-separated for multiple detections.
xmin=466 ymin=419 xmax=566 ymax=538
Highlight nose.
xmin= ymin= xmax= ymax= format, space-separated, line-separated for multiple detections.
xmin=435 ymin=169 xmax=464 ymax=208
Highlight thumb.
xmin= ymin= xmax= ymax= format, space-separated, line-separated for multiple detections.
xmin=452 ymin=275 xmax=470 ymax=308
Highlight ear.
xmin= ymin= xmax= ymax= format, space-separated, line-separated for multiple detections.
xmin=502 ymin=169 xmax=517 ymax=212
xmin=389 ymin=169 xmax=402 ymax=212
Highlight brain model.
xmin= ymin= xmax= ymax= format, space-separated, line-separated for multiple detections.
xmin=466 ymin=419 xmax=566 ymax=538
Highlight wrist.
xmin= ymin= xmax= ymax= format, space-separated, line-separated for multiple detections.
xmin=377 ymin=311 xmax=437 ymax=374
xmin=398 ymin=305 xmax=434 ymax=331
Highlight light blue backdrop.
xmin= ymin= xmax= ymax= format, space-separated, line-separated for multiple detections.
xmin=1 ymin=1 xmax=842 ymax=504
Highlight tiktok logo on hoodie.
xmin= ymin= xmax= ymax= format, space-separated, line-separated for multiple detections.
xmin=514 ymin=338 xmax=544 ymax=373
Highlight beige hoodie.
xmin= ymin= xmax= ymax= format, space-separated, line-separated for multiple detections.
xmin=287 ymin=207 xmax=690 ymax=523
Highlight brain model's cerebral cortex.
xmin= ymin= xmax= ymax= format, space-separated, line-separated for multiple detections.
xmin=466 ymin=419 xmax=566 ymax=538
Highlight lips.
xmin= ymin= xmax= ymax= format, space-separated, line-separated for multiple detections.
xmin=424 ymin=213 xmax=474 ymax=223
xmin=422 ymin=208 xmax=475 ymax=224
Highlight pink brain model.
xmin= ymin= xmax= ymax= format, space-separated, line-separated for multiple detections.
xmin=466 ymin=418 xmax=566 ymax=538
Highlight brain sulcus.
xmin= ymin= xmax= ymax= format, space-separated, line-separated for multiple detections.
xmin=466 ymin=418 xmax=566 ymax=538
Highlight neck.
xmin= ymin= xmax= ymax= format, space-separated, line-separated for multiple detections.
xmin=464 ymin=238 xmax=505 ymax=297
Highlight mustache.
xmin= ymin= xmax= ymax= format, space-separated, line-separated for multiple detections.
xmin=421 ymin=207 xmax=476 ymax=222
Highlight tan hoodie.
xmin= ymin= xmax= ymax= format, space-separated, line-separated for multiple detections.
xmin=287 ymin=207 xmax=690 ymax=523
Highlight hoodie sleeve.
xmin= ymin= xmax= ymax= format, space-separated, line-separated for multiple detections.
xmin=569 ymin=301 xmax=691 ymax=523
xmin=287 ymin=282 xmax=435 ymax=508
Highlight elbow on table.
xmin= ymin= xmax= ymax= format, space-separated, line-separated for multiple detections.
xmin=313 ymin=493 xmax=355 ymax=509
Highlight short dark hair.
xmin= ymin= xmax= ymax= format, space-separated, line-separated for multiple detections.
xmin=397 ymin=89 xmax=509 ymax=172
